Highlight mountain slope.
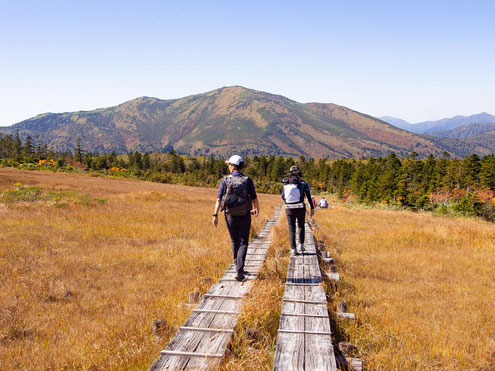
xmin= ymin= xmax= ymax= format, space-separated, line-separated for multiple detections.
xmin=1 ymin=86 xmax=448 ymax=158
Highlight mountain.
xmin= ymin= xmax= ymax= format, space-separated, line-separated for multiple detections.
xmin=421 ymin=113 xmax=495 ymax=134
xmin=378 ymin=116 xmax=412 ymax=131
xmin=424 ymin=123 xmax=495 ymax=157
xmin=380 ymin=113 xmax=495 ymax=134
xmin=0 ymin=86 xmax=449 ymax=158
xmin=430 ymin=123 xmax=495 ymax=139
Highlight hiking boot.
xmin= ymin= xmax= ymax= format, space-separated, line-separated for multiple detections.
xmin=299 ymin=243 xmax=305 ymax=252
xmin=291 ymin=249 xmax=299 ymax=256
xmin=235 ymin=273 xmax=246 ymax=282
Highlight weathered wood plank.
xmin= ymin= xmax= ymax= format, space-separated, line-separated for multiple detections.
xmin=179 ymin=326 xmax=234 ymax=333
xmin=305 ymin=334 xmax=337 ymax=371
xmin=192 ymin=309 xmax=238 ymax=315
xmin=273 ymin=220 xmax=336 ymax=370
xmin=273 ymin=332 xmax=305 ymax=371
xmin=278 ymin=329 xmax=332 ymax=335
xmin=159 ymin=350 xmax=224 ymax=358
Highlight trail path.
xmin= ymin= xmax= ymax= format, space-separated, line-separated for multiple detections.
xmin=150 ymin=206 xmax=282 ymax=370
xmin=273 ymin=221 xmax=337 ymax=370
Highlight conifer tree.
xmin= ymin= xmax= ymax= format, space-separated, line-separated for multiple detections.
xmin=74 ymin=138 xmax=83 ymax=163
xmin=479 ymin=154 xmax=495 ymax=190
xmin=14 ymin=130 xmax=22 ymax=162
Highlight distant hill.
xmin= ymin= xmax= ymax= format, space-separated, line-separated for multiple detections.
xmin=430 ymin=123 xmax=495 ymax=139
xmin=0 ymin=86 xmax=450 ymax=158
xmin=380 ymin=113 xmax=495 ymax=134
xmin=378 ymin=116 xmax=413 ymax=131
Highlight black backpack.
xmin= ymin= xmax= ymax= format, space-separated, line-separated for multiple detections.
xmin=221 ymin=175 xmax=252 ymax=216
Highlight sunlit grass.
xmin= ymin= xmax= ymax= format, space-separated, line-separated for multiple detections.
xmin=0 ymin=168 xmax=280 ymax=369
xmin=313 ymin=196 xmax=495 ymax=369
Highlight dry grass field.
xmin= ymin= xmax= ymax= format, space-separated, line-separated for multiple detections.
xmin=0 ymin=168 xmax=280 ymax=369
xmin=313 ymin=196 xmax=495 ymax=370
xmin=3 ymin=166 xmax=495 ymax=370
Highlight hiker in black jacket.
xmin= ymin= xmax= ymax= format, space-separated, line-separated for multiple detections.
xmin=212 ymin=155 xmax=260 ymax=281
xmin=282 ymin=165 xmax=314 ymax=255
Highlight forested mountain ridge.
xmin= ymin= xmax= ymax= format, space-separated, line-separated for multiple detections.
xmin=0 ymin=86 xmax=448 ymax=158
xmin=429 ymin=123 xmax=495 ymax=139
xmin=380 ymin=113 xmax=495 ymax=134
xmin=425 ymin=123 xmax=495 ymax=157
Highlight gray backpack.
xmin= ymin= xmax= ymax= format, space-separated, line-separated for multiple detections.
xmin=221 ymin=175 xmax=252 ymax=216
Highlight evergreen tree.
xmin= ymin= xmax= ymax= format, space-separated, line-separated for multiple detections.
xmin=462 ymin=153 xmax=481 ymax=191
xmin=23 ymin=136 xmax=34 ymax=161
xmin=14 ymin=130 xmax=22 ymax=162
xmin=74 ymin=138 xmax=83 ymax=163
xmin=270 ymin=156 xmax=286 ymax=181
xmin=377 ymin=152 xmax=401 ymax=202
xmin=142 ymin=152 xmax=151 ymax=170
xmin=479 ymin=155 xmax=495 ymax=190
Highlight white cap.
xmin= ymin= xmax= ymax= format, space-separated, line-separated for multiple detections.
xmin=225 ymin=155 xmax=243 ymax=166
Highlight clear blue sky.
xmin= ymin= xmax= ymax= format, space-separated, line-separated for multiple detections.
xmin=1 ymin=0 xmax=494 ymax=126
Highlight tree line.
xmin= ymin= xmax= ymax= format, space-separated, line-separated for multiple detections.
xmin=1 ymin=132 xmax=494 ymax=221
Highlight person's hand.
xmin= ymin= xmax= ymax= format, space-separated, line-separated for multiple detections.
xmin=212 ymin=215 xmax=218 ymax=227
xmin=251 ymin=208 xmax=258 ymax=217
xmin=310 ymin=209 xmax=315 ymax=217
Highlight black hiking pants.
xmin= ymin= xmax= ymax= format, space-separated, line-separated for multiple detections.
xmin=286 ymin=206 xmax=306 ymax=251
xmin=225 ymin=213 xmax=251 ymax=275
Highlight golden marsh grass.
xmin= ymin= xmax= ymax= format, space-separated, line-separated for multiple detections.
xmin=3 ymin=166 xmax=495 ymax=370
xmin=313 ymin=196 xmax=495 ymax=369
xmin=0 ymin=168 xmax=280 ymax=369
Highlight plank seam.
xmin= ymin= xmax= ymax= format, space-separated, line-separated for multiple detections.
xmin=159 ymin=350 xmax=224 ymax=358
xmin=179 ymin=326 xmax=234 ymax=333
xmin=203 ymin=294 xmax=243 ymax=299
xmin=192 ymin=309 xmax=239 ymax=315
xmin=278 ymin=329 xmax=332 ymax=335
xmin=280 ymin=313 xmax=329 ymax=318
xmin=282 ymin=299 xmax=328 ymax=305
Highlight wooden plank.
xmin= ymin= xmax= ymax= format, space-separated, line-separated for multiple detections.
xmin=282 ymin=299 xmax=328 ymax=305
xmin=278 ymin=329 xmax=332 ymax=335
xmin=179 ymin=326 xmax=234 ymax=333
xmin=273 ymin=220 xmax=337 ymax=371
xmin=203 ymin=294 xmax=243 ymax=299
xmin=218 ymin=276 xmax=257 ymax=282
xmin=273 ymin=332 xmax=305 ymax=371
xmin=285 ymin=282 xmax=320 ymax=286
xmin=167 ymin=284 xmax=240 ymax=369
xmin=159 ymin=350 xmax=224 ymax=358
xmin=305 ymin=334 xmax=337 ymax=371
xmin=337 ymin=312 xmax=356 ymax=320
xmin=192 ymin=309 xmax=238 ymax=315
xmin=280 ymin=313 xmax=328 ymax=318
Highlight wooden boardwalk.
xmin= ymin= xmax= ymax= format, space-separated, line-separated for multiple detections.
xmin=273 ymin=220 xmax=337 ymax=371
xmin=150 ymin=206 xmax=282 ymax=370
